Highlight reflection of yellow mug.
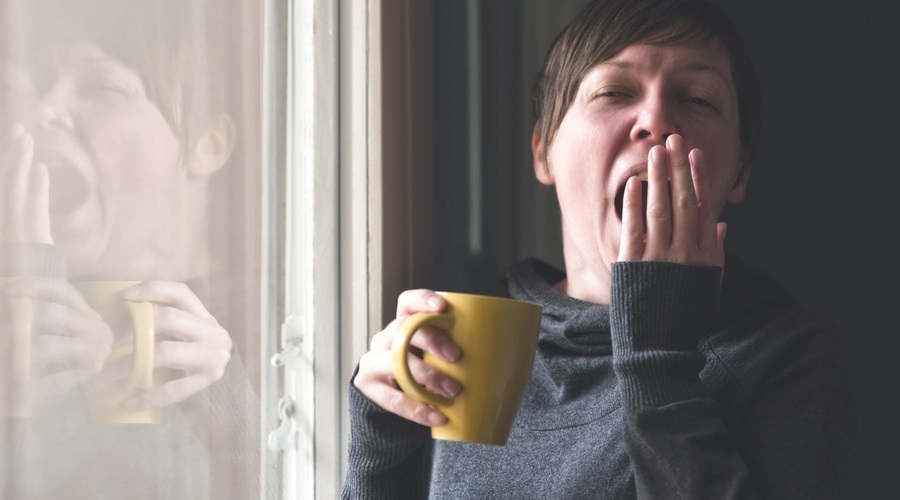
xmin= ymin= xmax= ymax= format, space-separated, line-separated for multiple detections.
xmin=392 ymin=292 xmax=542 ymax=445
xmin=1 ymin=277 xmax=34 ymax=417
xmin=74 ymin=281 xmax=158 ymax=424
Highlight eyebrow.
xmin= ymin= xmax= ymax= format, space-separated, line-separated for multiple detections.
xmin=600 ymin=59 xmax=731 ymax=84
xmin=80 ymin=56 xmax=124 ymax=70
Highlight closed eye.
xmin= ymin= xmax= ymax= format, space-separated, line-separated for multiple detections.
xmin=76 ymin=77 xmax=142 ymax=101
xmin=683 ymin=97 xmax=716 ymax=109
xmin=593 ymin=90 xmax=633 ymax=103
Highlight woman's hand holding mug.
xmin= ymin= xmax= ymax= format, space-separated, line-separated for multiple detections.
xmin=353 ymin=289 xmax=463 ymax=427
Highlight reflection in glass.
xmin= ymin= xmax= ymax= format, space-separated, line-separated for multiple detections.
xmin=0 ymin=1 xmax=269 ymax=498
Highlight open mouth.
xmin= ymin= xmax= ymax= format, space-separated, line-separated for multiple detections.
xmin=614 ymin=173 xmax=649 ymax=221
xmin=47 ymin=166 xmax=91 ymax=216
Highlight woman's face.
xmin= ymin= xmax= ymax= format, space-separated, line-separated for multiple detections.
xmin=533 ymin=40 xmax=748 ymax=299
xmin=34 ymin=42 xmax=187 ymax=278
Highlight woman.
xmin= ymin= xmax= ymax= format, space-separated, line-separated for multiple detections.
xmin=343 ymin=0 xmax=857 ymax=498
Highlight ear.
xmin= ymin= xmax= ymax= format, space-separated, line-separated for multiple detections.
xmin=726 ymin=161 xmax=752 ymax=205
xmin=185 ymin=113 xmax=236 ymax=178
xmin=532 ymin=122 xmax=554 ymax=185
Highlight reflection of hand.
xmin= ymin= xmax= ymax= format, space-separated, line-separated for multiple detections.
xmin=617 ymin=134 xmax=726 ymax=269
xmin=5 ymin=278 xmax=114 ymax=396
xmin=0 ymin=125 xmax=52 ymax=244
xmin=121 ymin=281 xmax=232 ymax=410
xmin=353 ymin=289 xmax=462 ymax=427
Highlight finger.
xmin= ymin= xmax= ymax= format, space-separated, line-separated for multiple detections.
xmin=369 ymin=323 xmax=398 ymax=351
xmin=406 ymin=353 xmax=461 ymax=399
xmin=354 ymin=347 xmax=395 ymax=389
xmin=356 ymin=345 xmax=453 ymax=398
xmin=376 ymin=299 xmax=461 ymax=362
xmin=123 ymin=373 xmax=214 ymax=410
xmin=121 ymin=281 xmax=212 ymax=319
xmin=30 ymin=369 xmax=82 ymax=396
xmin=154 ymin=305 xmax=229 ymax=345
xmin=405 ymin=324 xmax=461 ymax=363
xmin=689 ymin=148 xmax=721 ymax=257
xmin=645 ymin=144 xmax=672 ymax=250
xmin=27 ymin=289 xmax=111 ymax=347
xmin=359 ymin=380 xmax=447 ymax=427
xmin=617 ymin=175 xmax=645 ymax=261
xmin=716 ymin=222 xmax=728 ymax=271
xmin=668 ymin=135 xmax=698 ymax=251
xmin=359 ymin=335 xmax=461 ymax=400
xmin=32 ymin=332 xmax=112 ymax=376
xmin=396 ymin=289 xmax=445 ymax=318
xmin=154 ymin=339 xmax=230 ymax=380
xmin=372 ymin=318 xmax=448 ymax=352
xmin=25 ymin=163 xmax=53 ymax=244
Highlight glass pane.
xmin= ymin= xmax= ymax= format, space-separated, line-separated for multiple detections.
xmin=0 ymin=1 xmax=273 ymax=498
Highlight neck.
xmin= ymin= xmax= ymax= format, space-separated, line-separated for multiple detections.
xmin=558 ymin=256 xmax=612 ymax=305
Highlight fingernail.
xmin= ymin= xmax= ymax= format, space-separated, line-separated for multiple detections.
xmin=441 ymin=344 xmax=461 ymax=362
xmin=441 ymin=379 xmax=462 ymax=398
xmin=426 ymin=296 xmax=442 ymax=311
xmin=427 ymin=409 xmax=447 ymax=426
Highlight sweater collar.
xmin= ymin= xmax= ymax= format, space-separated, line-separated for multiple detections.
xmin=503 ymin=258 xmax=613 ymax=356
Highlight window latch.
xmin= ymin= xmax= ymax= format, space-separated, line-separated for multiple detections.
xmin=271 ymin=315 xmax=304 ymax=366
xmin=267 ymin=396 xmax=297 ymax=451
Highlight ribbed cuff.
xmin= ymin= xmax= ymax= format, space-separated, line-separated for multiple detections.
xmin=0 ymin=242 xmax=66 ymax=278
xmin=610 ymin=261 xmax=721 ymax=408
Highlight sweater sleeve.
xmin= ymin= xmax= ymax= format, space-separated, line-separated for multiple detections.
xmin=610 ymin=261 xmax=857 ymax=500
xmin=610 ymin=261 xmax=758 ymax=500
xmin=0 ymin=241 xmax=66 ymax=278
xmin=340 ymin=371 xmax=432 ymax=500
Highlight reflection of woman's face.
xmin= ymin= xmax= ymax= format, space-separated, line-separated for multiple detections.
xmin=34 ymin=42 xmax=188 ymax=279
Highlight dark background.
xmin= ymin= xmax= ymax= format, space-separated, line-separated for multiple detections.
xmin=431 ymin=1 xmax=899 ymax=497
xmin=720 ymin=2 xmax=899 ymax=498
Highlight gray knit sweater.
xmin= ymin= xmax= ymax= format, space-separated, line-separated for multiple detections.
xmin=342 ymin=255 xmax=857 ymax=499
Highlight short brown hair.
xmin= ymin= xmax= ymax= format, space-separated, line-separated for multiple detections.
xmin=533 ymin=0 xmax=762 ymax=166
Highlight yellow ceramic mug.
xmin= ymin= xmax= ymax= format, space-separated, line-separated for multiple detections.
xmin=392 ymin=292 xmax=542 ymax=445
xmin=1 ymin=277 xmax=34 ymax=417
xmin=74 ymin=281 xmax=158 ymax=424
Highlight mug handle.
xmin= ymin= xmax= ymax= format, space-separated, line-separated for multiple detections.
xmin=125 ymin=301 xmax=155 ymax=390
xmin=391 ymin=312 xmax=456 ymax=407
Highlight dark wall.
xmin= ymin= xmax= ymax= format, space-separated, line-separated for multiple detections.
xmin=716 ymin=2 xmax=899 ymax=497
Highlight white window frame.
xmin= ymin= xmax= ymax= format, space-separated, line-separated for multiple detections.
xmin=263 ymin=0 xmax=434 ymax=498
xmin=269 ymin=0 xmax=342 ymax=497
xmin=263 ymin=0 xmax=376 ymax=498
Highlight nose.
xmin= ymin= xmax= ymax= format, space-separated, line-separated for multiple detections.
xmin=631 ymin=95 xmax=677 ymax=144
xmin=37 ymin=80 xmax=74 ymax=130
